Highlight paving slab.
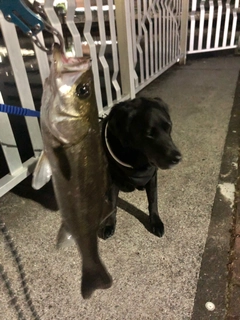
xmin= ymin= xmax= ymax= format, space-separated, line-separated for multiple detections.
xmin=1 ymin=55 xmax=240 ymax=320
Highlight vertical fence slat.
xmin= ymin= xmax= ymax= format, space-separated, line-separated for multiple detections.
xmin=148 ymin=1 xmax=154 ymax=76
xmin=0 ymin=93 xmax=22 ymax=175
xmin=214 ymin=0 xmax=223 ymax=48
xmin=130 ymin=0 xmax=137 ymax=68
xmin=108 ymin=0 xmax=121 ymax=101
xmin=166 ymin=1 xmax=170 ymax=65
xmin=152 ymin=0 xmax=158 ymax=73
xmin=230 ymin=9 xmax=238 ymax=46
xmin=206 ymin=0 xmax=214 ymax=49
xmin=175 ymin=0 xmax=180 ymax=59
xmin=180 ymin=0 xmax=189 ymax=63
xmin=222 ymin=0 xmax=231 ymax=47
xmin=189 ymin=0 xmax=197 ymax=52
xmin=176 ymin=0 xmax=180 ymax=58
xmin=33 ymin=33 xmax=50 ymax=86
xmin=97 ymin=0 xmax=113 ymax=107
xmin=128 ymin=2 xmax=139 ymax=89
xmin=66 ymin=0 xmax=83 ymax=57
xmin=198 ymin=1 xmax=205 ymax=50
xmin=136 ymin=0 xmax=144 ymax=84
xmin=142 ymin=1 xmax=150 ymax=80
xmin=156 ymin=1 xmax=162 ymax=70
xmin=84 ymin=2 xmax=103 ymax=114
xmin=115 ymin=0 xmax=135 ymax=99
xmin=169 ymin=2 xmax=173 ymax=63
xmin=189 ymin=13 xmax=196 ymax=52
xmin=230 ymin=0 xmax=239 ymax=47
xmin=0 ymin=13 xmax=43 ymax=156
xmin=162 ymin=2 xmax=166 ymax=68
xmin=44 ymin=0 xmax=64 ymax=41
xmin=171 ymin=1 xmax=175 ymax=62
xmin=165 ymin=2 xmax=169 ymax=66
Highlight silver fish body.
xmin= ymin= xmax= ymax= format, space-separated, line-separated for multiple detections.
xmin=33 ymin=44 xmax=112 ymax=299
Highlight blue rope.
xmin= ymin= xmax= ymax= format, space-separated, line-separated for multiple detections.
xmin=0 ymin=103 xmax=40 ymax=118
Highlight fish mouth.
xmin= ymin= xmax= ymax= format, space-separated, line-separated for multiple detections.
xmin=52 ymin=43 xmax=91 ymax=74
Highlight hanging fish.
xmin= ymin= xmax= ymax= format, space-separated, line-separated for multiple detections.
xmin=32 ymin=43 xmax=113 ymax=299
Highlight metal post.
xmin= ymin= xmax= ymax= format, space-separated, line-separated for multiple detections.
xmin=115 ymin=0 xmax=135 ymax=99
xmin=179 ymin=0 xmax=190 ymax=64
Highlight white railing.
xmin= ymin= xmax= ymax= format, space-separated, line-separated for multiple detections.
xmin=0 ymin=0 xmax=240 ymax=197
xmin=0 ymin=13 xmax=43 ymax=197
xmin=130 ymin=0 xmax=182 ymax=92
xmin=0 ymin=1 xmax=125 ymax=197
xmin=188 ymin=0 xmax=240 ymax=54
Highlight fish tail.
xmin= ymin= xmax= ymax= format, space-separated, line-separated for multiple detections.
xmin=81 ymin=261 xmax=112 ymax=299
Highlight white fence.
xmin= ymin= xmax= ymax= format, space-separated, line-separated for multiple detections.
xmin=131 ymin=0 xmax=182 ymax=92
xmin=188 ymin=0 xmax=240 ymax=54
xmin=0 ymin=0 xmax=239 ymax=197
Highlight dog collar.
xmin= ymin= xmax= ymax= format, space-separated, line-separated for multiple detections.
xmin=105 ymin=121 xmax=133 ymax=169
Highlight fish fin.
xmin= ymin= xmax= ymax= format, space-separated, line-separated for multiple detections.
xmin=81 ymin=262 xmax=112 ymax=299
xmin=56 ymin=223 xmax=75 ymax=249
xmin=32 ymin=151 xmax=52 ymax=190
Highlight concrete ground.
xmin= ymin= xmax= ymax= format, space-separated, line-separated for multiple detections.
xmin=0 ymin=54 xmax=240 ymax=320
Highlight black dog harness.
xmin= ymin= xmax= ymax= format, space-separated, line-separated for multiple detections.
xmin=104 ymin=121 xmax=156 ymax=191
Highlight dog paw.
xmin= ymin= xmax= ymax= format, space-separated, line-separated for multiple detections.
xmin=150 ymin=218 xmax=164 ymax=237
xmin=98 ymin=225 xmax=116 ymax=240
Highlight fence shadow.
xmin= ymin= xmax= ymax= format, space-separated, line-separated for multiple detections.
xmin=11 ymin=176 xmax=58 ymax=211
xmin=11 ymin=178 xmax=152 ymax=233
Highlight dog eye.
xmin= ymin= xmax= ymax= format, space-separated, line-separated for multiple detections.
xmin=146 ymin=128 xmax=156 ymax=139
xmin=162 ymin=121 xmax=171 ymax=133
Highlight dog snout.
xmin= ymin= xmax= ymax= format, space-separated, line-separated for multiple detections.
xmin=170 ymin=150 xmax=182 ymax=165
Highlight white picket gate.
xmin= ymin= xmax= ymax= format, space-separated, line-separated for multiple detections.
xmin=0 ymin=0 xmax=239 ymax=197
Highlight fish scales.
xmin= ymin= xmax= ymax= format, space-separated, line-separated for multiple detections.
xmin=33 ymin=43 xmax=113 ymax=299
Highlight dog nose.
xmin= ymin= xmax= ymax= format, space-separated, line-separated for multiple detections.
xmin=171 ymin=152 xmax=182 ymax=164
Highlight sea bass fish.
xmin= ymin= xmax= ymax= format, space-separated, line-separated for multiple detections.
xmin=32 ymin=43 xmax=113 ymax=299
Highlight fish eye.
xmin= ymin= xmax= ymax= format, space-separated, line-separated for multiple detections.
xmin=76 ymin=83 xmax=90 ymax=98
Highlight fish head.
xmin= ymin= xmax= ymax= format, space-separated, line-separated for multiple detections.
xmin=42 ymin=43 xmax=97 ymax=145
xmin=52 ymin=43 xmax=96 ymax=119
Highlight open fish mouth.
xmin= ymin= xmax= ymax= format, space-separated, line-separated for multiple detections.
xmin=52 ymin=43 xmax=91 ymax=74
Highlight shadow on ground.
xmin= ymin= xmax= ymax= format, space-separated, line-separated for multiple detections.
xmin=117 ymin=198 xmax=152 ymax=233
xmin=11 ymin=177 xmax=153 ymax=234
xmin=11 ymin=176 xmax=58 ymax=211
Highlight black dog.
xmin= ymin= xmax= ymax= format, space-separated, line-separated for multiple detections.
xmin=99 ymin=97 xmax=181 ymax=240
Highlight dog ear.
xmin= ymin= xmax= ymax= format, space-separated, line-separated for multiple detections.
xmin=154 ymin=97 xmax=169 ymax=113
xmin=107 ymin=102 xmax=134 ymax=147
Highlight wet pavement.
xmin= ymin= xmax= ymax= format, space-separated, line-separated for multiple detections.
xmin=0 ymin=54 xmax=240 ymax=320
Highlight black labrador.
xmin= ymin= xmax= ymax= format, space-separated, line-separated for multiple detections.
xmin=99 ymin=97 xmax=181 ymax=240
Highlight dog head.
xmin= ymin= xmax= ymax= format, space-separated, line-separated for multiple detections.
xmin=107 ymin=97 xmax=181 ymax=170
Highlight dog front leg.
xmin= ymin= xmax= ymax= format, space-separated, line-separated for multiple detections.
xmin=145 ymin=172 xmax=164 ymax=237
xmin=98 ymin=184 xmax=119 ymax=240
